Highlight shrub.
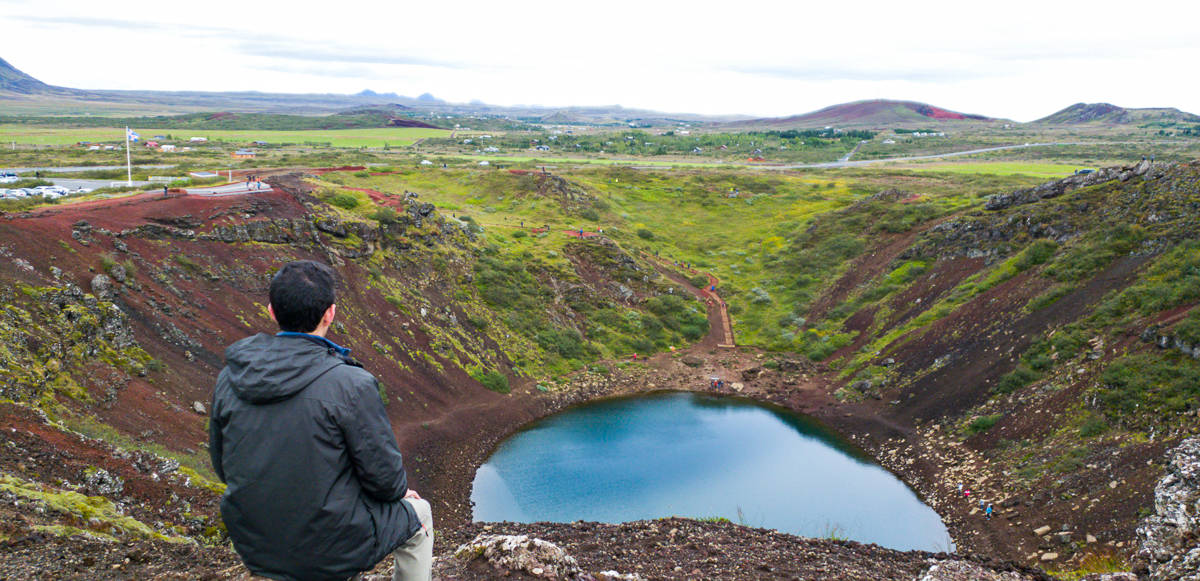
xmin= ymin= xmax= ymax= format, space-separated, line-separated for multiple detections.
xmin=994 ymin=365 xmax=1040 ymax=394
xmin=637 ymin=228 xmax=654 ymax=240
xmin=1015 ymin=239 xmax=1057 ymax=271
xmin=329 ymin=193 xmax=360 ymax=209
xmin=689 ymin=274 xmax=709 ymax=288
xmin=579 ymin=208 xmax=600 ymax=221
xmin=1079 ymin=415 xmax=1108 ymax=438
xmin=965 ymin=414 xmax=1003 ymax=436
xmin=471 ymin=369 xmax=510 ymax=394
xmin=535 ymin=329 xmax=589 ymax=360
xmin=370 ymin=207 xmax=399 ymax=224
xmin=1099 ymin=354 xmax=1200 ymax=420
xmin=512 ymin=230 xmax=528 ymax=239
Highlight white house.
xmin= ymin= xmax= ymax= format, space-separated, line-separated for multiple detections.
xmin=161 ymin=144 xmax=177 ymax=152
xmin=420 ymin=160 xmax=434 ymax=165
xmin=189 ymin=137 xmax=208 ymax=142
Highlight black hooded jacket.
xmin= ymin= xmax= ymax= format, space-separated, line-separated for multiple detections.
xmin=209 ymin=333 xmax=420 ymax=581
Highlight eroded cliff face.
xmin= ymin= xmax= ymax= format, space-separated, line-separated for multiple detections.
xmin=1137 ymin=437 xmax=1200 ymax=580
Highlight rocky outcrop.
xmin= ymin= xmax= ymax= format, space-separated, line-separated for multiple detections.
xmin=448 ymin=534 xmax=642 ymax=580
xmin=1136 ymin=437 xmax=1200 ymax=581
xmin=917 ymin=559 xmax=1038 ymax=580
xmin=984 ymin=160 xmax=1164 ymax=211
xmin=1141 ymin=324 xmax=1200 ymax=359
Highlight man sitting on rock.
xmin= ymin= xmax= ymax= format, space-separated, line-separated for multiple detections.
xmin=209 ymin=260 xmax=432 ymax=581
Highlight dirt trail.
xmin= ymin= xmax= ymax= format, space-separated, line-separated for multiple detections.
xmin=642 ymin=252 xmax=735 ymax=349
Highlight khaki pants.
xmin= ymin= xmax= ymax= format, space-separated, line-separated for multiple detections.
xmin=252 ymin=500 xmax=434 ymax=581
xmin=391 ymin=498 xmax=433 ymax=581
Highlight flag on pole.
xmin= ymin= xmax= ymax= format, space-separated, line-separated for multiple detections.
xmin=126 ymin=128 xmax=140 ymax=143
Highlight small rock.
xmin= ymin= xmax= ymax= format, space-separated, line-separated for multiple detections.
xmin=192 ymin=401 xmax=206 ymax=415
xmin=1041 ymin=552 xmax=1059 ymax=561
xmin=1034 ymin=526 xmax=1052 ymax=536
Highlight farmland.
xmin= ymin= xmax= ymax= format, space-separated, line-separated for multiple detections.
xmin=0 ymin=124 xmax=449 ymax=148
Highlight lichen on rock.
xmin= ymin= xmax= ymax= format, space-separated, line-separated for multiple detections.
xmin=1136 ymin=436 xmax=1200 ymax=581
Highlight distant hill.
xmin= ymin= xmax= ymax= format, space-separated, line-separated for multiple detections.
xmin=1036 ymin=102 xmax=1200 ymax=125
xmin=0 ymin=55 xmax=744 ymax=124
xmin=0 ymin=56 xmax=55 ymax=94
xmin=726 ymin=99 xmax=995 ymax=130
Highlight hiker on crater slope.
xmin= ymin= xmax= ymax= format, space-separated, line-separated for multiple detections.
xmin=210 ymin=260 xmax=432 ymax=581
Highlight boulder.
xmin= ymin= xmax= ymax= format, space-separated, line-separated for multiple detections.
xmin=918 ymin=559 xmax=1038 ymax=580
xmin=109 ymin=263 xmax=127 ymax=283
xmin=453 ymin=534 xmax=580 ymax=578
xmin=90 ymin=274 xmax=115 ymax=301
xmin=82 ymin=468 xmax=124 ymax=496
xmin=1135 ymin=437 xmax=1200 ymax=581
xmin=681 ymin=355 xmax=704 ymax=368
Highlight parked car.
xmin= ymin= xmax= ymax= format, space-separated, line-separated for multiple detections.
xmin=0 ymin=176 xmax=19 ymax=184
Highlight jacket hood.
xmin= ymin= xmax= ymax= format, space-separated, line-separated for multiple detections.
xmin=222 ymin=333 xmax=344 ymax=404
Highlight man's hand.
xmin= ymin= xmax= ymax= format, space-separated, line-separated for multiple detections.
xmin=404 ymin=489 xmax=422 ymax=500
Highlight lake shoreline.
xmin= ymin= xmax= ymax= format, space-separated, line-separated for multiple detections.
xmin=414 ymin=345 xmax=1020 ymax=560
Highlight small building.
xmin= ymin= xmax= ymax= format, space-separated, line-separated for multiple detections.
xmin=161 ymin=144 xmax=177 ymax=152
xmin=253 ymin=141 xmax=269 ymax=146
xmin=189 ymin=137 xmax=208 ymax=142
xmin=232 ymin=149 xmax=256 ymax=159
xmin=419 ymin=160 xmax=433 ymax=166
xmin=145 ymin=141 xmax=160 ymax=148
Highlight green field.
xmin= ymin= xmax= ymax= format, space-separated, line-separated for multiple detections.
xmin=0 ymin=125 xmax=449 ymax=148
xmin=896 ymin=161 xmax=1084 ymax=178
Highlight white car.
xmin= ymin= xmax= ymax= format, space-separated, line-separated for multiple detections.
xmin=0 ymin=176 xmax=19 ymax=184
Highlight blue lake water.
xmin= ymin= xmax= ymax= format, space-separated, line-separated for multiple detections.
xmin=471 ymin=391 xmax=953 ymax=552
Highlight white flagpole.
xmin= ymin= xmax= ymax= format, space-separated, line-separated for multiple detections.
xmin=125 ymin=127 xmax=133 ymax=186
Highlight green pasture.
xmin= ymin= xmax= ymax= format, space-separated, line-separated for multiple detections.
xmin=0 ymin=125 xmax=448 ymax=148
xmin=896 ymin=161 xmax=1084 ymax=178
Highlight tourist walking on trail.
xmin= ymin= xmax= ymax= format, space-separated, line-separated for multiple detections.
xmin=986 ymin=503 xmax=994 ymax=520
xmin=210 ymin=261 xmax=433 ymax=581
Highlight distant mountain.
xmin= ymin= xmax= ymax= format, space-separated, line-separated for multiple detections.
xmin=1036 ymin=102 xmax=1200 ymax=125
xmin=0 ymin=57 xmax=53 ymax=94
xmin=0 ymin=56 xmax=745 ymax=123
xmin=726 ymin=99 xmax=996 ymax=130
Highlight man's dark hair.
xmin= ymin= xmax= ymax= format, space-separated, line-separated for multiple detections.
xmin=269 ymin=261 xmax=336 ymax=333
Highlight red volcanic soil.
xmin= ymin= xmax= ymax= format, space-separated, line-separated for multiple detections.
xmin=915 ymin=104 xmax=966 ymax=120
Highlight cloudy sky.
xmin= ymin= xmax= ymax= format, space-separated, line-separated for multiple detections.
xmin=2 ymin=0 xmax=1198 ymax=122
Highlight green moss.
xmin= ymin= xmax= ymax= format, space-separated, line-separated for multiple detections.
xmin=0 ymin=474 xmax=190 ymax=543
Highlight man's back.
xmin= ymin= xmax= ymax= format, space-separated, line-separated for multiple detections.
xmin=210 ymin=333 xmax=419 ymax=581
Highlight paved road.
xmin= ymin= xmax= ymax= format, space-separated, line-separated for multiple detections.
xmin=1 ymin=164 xmax=175 ymax=174
xmin=838 ymin=140 xmax=867 ymax=163
xmin=47 ymin=178 xmax=151 ymax=189
xmin=771 ymin=142 xmax=1076 ymax=169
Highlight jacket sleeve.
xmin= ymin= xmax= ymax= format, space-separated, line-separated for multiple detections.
xmin=208 ymin=380 xmax=225 ymax=483
xmin=339 ymin=373 xmax=408 ymax=502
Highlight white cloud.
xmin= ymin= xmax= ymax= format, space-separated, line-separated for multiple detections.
xmin=1 ymin=0 xmax=1198 ymax=122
